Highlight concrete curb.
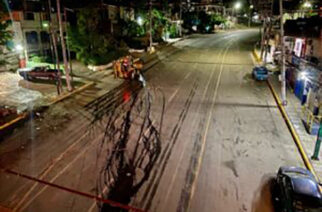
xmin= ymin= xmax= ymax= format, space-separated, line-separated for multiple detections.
xmin=252 ymin=49 xmax=262 ymax=63
xmin=0 ymin=113 xmax=27 ymax=132
xmin=251 ymin=46 xmax=320 ymax=183
xmin=49 ymin=82 xmax=95 ymax=105
xmin=267 ymin=79 xmax=320 ymax=182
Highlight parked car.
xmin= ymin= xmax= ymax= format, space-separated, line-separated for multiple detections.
xmin=18 ymin=66 xmax=62 ymax=81
xmin=252 ymin=66 xmax=268 ymax=81
xmin=272 ymin=166 xmax=322 ymax=212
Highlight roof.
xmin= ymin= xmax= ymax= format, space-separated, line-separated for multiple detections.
xmin=279 ymin=166 xmax=322 ymax=207
xmin=291 ymin=177 xmax=322 ymax=200
xmin=279 ymin=166 xmax=315 ymax=179
xmin=284 ymin=15 xmax=322 ymax=38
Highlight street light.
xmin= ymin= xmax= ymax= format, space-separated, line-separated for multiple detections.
xmin=15 ymin=44 xmax=23 ymax=52
xmin=234 ymin=2 xmax=241 ymax=10
xmin=137 ymin=16 xmax=144 ymax=26
xmin=42 ymin=22 xmax=49 ymax=28
xmin=250 ymin=5 xmax=254 ymax=9
xmin=300 ymin=72 xmax=308 ymax=81
xmin=303 ymin=1 xmax=312 ymax=8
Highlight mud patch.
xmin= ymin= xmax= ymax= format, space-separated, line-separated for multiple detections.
xmin=224 ymin=160 xmax=239 ymax=178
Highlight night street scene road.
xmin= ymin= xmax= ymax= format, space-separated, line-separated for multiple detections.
xmin=0 ymin=0 xmax=322 ymax=212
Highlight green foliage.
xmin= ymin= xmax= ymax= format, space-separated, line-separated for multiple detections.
xmin=169 ymin=24 xmax=178 ymax=38
xmin=68 ymin=7 xmax=119 ymax=65
xmin=183 ymin=11 xmax=227 ymax=33
xmin=211 ymin=14 xmax=226 ymax=25
xmin=119 ymin=8 xmax=169 ymax=48
xmin=30 ymin=55 xmax=51 ymax=63
xmin=151 ymin=9 xmax=168 ymax=41
xmin=0 ymin=1 xmax=13 ymax=48
xmin=120 ymin=18 xmax=146 ymax=38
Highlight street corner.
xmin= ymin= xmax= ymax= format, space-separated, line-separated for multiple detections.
xmin=48 ymin=81 xmax=95 ymax=105
xmin=0 ymin=71 xmax=65 ymax=111
xmin=0 ymin=106 xmax=27 ymax=138
xmin=267 ymin=76 xmax=322 ymax=182
xmin=0 ymin=71 xmax=87 ymax=137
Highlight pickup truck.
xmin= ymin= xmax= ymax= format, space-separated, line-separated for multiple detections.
xmin=18 ymin=66 xmax=62 ymax=81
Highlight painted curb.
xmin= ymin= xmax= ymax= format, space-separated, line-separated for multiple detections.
xmin=49 ymin=82 xmax=95 ymax=105
xmin=267 ymin=79 xmax=320 ymax=182
xmin=0 ymin=113 xmax=27 ymax=132
xmin=253 ymin=49 xmax=262 ymax=63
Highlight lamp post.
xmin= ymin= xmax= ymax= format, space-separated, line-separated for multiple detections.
xmin=137 ymin=16 xmax=144 ymax=26
xmin=149 ymin=0 xmax=153 ymax=51
xmin=56 ymin=0 xmax=72 ymax=91
xmin=303 ymin=2 xmax=312 ymax=8
xmin=64 ymin=7 xmax=74 ymax=80
xmin=234 ymin=2 xmax=241 ymax=24
xmin=280 ymin=0 xmax=287 ymax=105
xmin=249 ymin=5 xmax=253 ymax=27
xmin=15 ymin=44 xmax=26 ymax=68
xmin=312 ymin=120 xmax=322 ymax=160
xmin=179 ymin=0 xmax=182 ymax=37
xmin=303 ymin=1 xmax=312 ymax=17
xmin=311 ymin=74 xmax=322 ymax=160
xmin=234 ymin=2 xmax=241 ymax=10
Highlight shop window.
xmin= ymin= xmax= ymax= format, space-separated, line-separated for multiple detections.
xmin=26 ymin=31 xmax=39 ymax=45
xmin=24 ymin=12 xmax=35 ymax=20
xmin=40 ymin=31 xmax=50 ymax=43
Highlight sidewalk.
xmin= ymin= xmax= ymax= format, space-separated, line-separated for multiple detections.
xmin=0 ymin=37 xmax=185 ymax=135
xmin=269 ymin=75 xmax=322 ymax=180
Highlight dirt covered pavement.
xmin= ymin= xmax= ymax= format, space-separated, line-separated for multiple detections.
xmin=0 ymin=30 xmax=305 ymax=212
xmin=0 ymin=72 xmax=58 ymax=112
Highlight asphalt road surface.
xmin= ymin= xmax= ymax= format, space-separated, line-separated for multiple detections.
xmin=0 ymin=29 xmax=304 ymax=212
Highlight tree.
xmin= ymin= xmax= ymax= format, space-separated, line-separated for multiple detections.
xmin=211 ymin=14 xmax=226 ymax=26
xmin=0 ymin=1 xmax=13 ymax=66
xmin=68 ymin=7 xmax=120 ymax=65
xmin=0 ymin=1 xmax=13 ymax=47
xmin=151 ymin=9 xmax=168 ymax=41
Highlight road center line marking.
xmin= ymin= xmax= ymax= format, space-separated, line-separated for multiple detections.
xmin=17 ymin=133 xmax=104 ymax=211
xmin=161 ymin=62 xmax=220 ymax=210
xmin=12 ymin=130 xmax=89 ymax=210
xmin=186 ymin=41 xmax=235 ymax=212
xmin=88 ymin=64 xmax=197 ymax=212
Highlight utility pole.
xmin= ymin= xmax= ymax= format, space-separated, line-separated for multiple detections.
xmin=64 ymin=7 xmax=73 ymax=81
xmin=179 ymin=0 xmax=182 ymax=37
xmin=260 ymin=18 xmax=266 ymax=60
xmin=149 ymin=0 xmax=153 ymax=50
xmin=279 ymin=0 xmax=286 ymax=105
xmin=312 ymin=120 xmax=322 ymax=160
xmin=56 ymin=0 xmax=72 ymax=91
xmin=312 ymin=76 xmax=322 ymax=160
xmin=149 ymin=0 xmax=153 ymax=51
xmin=48 ymin=0 xmax=62 ymax=94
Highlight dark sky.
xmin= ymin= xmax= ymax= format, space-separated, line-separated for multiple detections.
xmin=6 ymin=0 xmax=316 ymax=12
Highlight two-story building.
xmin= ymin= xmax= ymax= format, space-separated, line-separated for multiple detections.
xmin=9 ymin=10 xmax=64 ymax=58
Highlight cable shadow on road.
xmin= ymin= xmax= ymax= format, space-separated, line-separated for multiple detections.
xmin=86 ymin=83 xmax=165 ymax=211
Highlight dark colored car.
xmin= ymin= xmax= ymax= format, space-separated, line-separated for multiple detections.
xmin=272 ymin=166 xmax=322 ymax=212
xmin=18 ymin=66 xmax=61 ymax=81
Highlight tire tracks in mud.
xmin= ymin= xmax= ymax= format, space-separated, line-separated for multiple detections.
xmin=140 ymin=78 xmax=199 ymax=210
xmin=176 ymin=40 xmax=236 ymax=212
xmin=85 ymin=82 xmax=142 ymax=124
